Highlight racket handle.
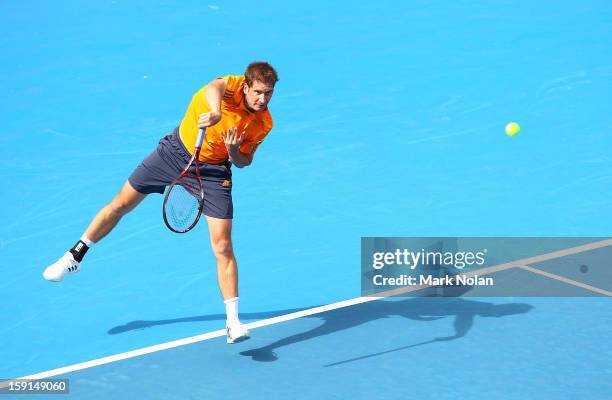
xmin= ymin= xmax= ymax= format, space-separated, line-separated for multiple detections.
xmin=195 ymin=128 xmax=206 ymax=149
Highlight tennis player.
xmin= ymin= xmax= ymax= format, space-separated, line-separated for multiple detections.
xmin=43 ymin=61 xmax=278 ymax=344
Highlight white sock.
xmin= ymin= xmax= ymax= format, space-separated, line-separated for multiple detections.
xmin=80 ymin=235 xmax=95 ymax=248
xmin=224 ymin=297 xmax=240 ymax=326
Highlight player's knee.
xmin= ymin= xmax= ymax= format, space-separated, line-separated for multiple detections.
xmin=108 ymin=187 xmax=143 ymax=216
xmin=106 ymin=182 xmax=145 ymax=217
xmin=108 ymin=197 xmax=133 ymax=216
xmin=211 ymin=238 xmax=233 ymax=259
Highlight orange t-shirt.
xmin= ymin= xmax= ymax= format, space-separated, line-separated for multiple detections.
xmin=179 ymin=75 xmax=274 ymax=163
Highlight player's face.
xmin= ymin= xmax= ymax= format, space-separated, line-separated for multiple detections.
xmin=243 ymin=80 xmax=274 ymax=112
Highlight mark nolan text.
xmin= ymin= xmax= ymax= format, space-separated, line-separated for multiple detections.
xmin=373 ymin=274 xmax=494 ymax=286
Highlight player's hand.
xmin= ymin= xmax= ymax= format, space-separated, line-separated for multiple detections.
xmin=222 ymin=126 xmax=246 ymax=154
xmin=198 ymin=111 xmax=221 ymax=128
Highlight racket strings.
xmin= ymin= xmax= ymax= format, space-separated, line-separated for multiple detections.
xmin=165 ymin=175 xmax=203 ymax=231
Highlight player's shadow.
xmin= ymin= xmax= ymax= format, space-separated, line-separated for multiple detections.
xmin=108 ymin=283 xmax=533 ymax=366
xmin=107 ymin=278 xmax=467 ymax=335
xmin=239 ymin=294 xmax=533 ymax=364
xmin=107 ymin=307 xmax=310 ymax=335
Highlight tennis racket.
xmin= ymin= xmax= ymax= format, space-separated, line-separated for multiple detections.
xmin=163 ymin=128 xmax=206 ymax=233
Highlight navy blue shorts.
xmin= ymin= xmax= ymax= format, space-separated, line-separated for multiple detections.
xmin=128 ymin=128 xmax=233 ymax=219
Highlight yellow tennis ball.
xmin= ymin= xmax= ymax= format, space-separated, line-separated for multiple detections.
xmin=505 ymin=122 xmax=521 ymax=136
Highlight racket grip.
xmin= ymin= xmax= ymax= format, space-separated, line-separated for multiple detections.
xmin=195 ymin=128 xmax=206 ymax=148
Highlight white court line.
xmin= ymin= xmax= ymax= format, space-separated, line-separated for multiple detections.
xmin=12 ymin=238 xmax=612 ymax=381
xmin=518 ymin=265 xmax=612 ymax=297
xmin=13 ymin=298 xmax=379 ymax=382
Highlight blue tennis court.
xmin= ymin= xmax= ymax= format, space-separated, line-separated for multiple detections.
xmin=1 ymin=1 xmax=611 ymax=399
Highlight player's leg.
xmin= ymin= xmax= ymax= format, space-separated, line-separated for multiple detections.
xmin=43 ymin=181 xmax=147 ymax=281
xmin=206 ymin=215 xmax=250 ymax=343
xmin=42 ymin=130 xmax=186 ymax=282
xmin=197 ymin=161 xmax=246 ymax=343
xmin=84 ymin=181 xmax=146 ymax=242
xmin=207 ymin=215 xmax=238 ymax=298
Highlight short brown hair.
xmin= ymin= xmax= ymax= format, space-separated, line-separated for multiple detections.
xmin=244 ymin=62 xmax=279 ymax=87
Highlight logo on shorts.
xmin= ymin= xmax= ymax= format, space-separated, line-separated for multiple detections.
xmin=222 ymin=180 xmax=231 ymax=187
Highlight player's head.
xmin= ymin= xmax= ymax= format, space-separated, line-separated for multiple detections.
xmin=243 ymin=62 xmax=278 ymax=112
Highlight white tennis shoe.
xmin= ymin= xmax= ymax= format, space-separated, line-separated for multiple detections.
xmin=226 ymin=323 xmax=250 ymax=344
xmin=43 ymin=252 xmax=81 ymax=282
